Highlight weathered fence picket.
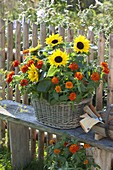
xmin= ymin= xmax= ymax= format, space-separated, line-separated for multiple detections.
xmin=0 ymin=18 xmax=113 ymax=170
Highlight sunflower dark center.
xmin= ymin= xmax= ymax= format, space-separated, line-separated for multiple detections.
xmin=52 ymin=39 xmax=58 ymax=44
xmin=77 ymin=42 xmax=84 ymax=49
xmin=55 ymin=56 xmax=63 ymax=63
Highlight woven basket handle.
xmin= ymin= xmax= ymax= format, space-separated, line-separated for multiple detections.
xmin=105 ymin=104 xmax=113 ymax=140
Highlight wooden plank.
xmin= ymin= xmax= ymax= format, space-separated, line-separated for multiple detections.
xmin=40 ymin=23 xmax=46 ymax=47
xmin=108 ymin=34 xmax=113 ymax=105
xmin=15 ymin=21 xmax=21 ymax=102
xmin=38 ymin=22 xmax=46 ymax=160
xmin=0 ymin=18 xmax=5 ymax=99
xmin=38 ymin=130 xmax=44 ymax=160
xmin=32 ymin=23 xmax=38 ymax=47
xmin=49 ymin=25 xmax=55 ymax=35
xmin=30 ymin=128 xmax=36 ymax=159
xmin=0 ymin=19 xmax=6 ymax=148
xmin=23 ymin=22 xmax=29 ymax=104
xmin=67 ymin=28 xmax=74 ymax=53
xmin=58 ymin=26 xmax=65 ymax=41
xmin=96 ymin=32 xmax=105 ymax=111
xmin=7 ymin=21 xmax=13 ymax=100
xmin=9 ymin=122 xmax=31 ymax=170
xmin=87 ymin=30 xmax=94 ymax=61
xmin=30 ymin=23 xmax=38 ymax=160
xmin=46 ymin=133 xmax=53 ymax=146
xmin=91 ymin=147 xmax=112 ymax=170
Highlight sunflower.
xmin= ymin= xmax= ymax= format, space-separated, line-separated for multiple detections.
xmin=28 ymin=64 xmax=39 ymax=82
xmin=48 ymin=49 xmax=69 ymax=67
xmin=46 ymin=33 xmax=63 ymax=47
xmin=74 ymin=35 xmax=90 ymax=53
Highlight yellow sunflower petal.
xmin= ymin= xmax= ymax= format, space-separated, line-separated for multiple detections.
xmin=28 ymin=64 xmax=39 ymax=82
xmin=46 ymin=33 xmax=63 ymax=47
xmin=74 ymin=35 xmax=90 ymax=53
xmin=48 ymin=49 xmax=69 ymax=67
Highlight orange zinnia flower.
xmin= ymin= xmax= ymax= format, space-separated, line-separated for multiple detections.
xmin=54 ymin=149 xmax=61 ymax=154
xmin=49 ymin=139 xmax=56 ymax=145
xmin=55 ymin=86 xmax=61 ymax=93
xmin=84 ymin=144 xmax=90 ymax=148
xmin=69 ymin=144 xmax=80 ymax=154
xmin=84 ymin=159 xmax=89 ymax=164
xmin=52 ymin=77 xmax=59 ymax=84
xmin=74 ymin=72 xmax=83 ymax=80
xmin=23 ymin=49 xmax=29 ymax=54
xmin=102 ymin=67 xmax=110 ymax=74
xmin=69 ymin=62 xmax=78 ymax=71
xmin=65 ymin=81 xmax=73 ymax=89
xmin=69 ymin=92 xmax=76 ymax=101
xmin=91 ymin=72 xmax=100 ymax=82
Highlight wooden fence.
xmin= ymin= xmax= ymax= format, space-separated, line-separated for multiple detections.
xmin=0 ymin=18 xmax=113 ymax=169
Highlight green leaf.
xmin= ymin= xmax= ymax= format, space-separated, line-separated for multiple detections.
xmin=53 ymin=92 xmax=59 ymax=100
xmin=46 ymin=65 xmax=58 ymax=77
xmin=59 ymin=95 xmax=68 ymax=101
xmin=37 ymin=79 xmax=51 ymax=92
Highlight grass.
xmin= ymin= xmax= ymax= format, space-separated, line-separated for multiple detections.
xmin=0 ymin=144 xmax=46 ymax=170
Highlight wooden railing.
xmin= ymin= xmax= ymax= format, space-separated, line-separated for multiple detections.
xmin=0 ymin=18 xmax=113 ymax=170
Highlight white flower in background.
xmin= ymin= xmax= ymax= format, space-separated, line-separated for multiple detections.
xmin=37 ymin=9 xmax=45 ymax=22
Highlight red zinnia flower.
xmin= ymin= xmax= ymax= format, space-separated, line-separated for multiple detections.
xmin=69 ymin=144 xmax=80 ymax=154
xmin=102 ymin=67 xmax=110 ymax=74
xmin=20 ymin=65 xmax=28 ymax=73
xmin=69 ymin=62 xmax=78 ymax=71
xmin=27 ymin=60 xmax=34 ymax=67
xmin=64 ymin=142 xmax=68 ymax=147
xmin=7 ymin=71 xmax=15 ymax=77
xmin=12 ymin=60 xmax=19 ymax=67
xmin=101 ymin=62 xmax=108 ymax=68
xmin=36 ymin=60 xmax=43 ymax=69
xmin=6 ymin=76 xmax=13 ymax=83
xmin=20 ymin=79 xmax=28 ymax=86
xmin=91 ymin=72 xmax=100 ymax=82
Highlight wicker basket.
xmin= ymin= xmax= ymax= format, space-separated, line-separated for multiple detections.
xmin=32 ymin=98 xmax=91 ymax=129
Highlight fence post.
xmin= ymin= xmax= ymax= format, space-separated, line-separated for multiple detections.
xmin=0 ymin=19 xmax=6 ymax=148
xmin=108 ymin=34 xmax=113 ymax=105
xmin=23 ymin=21 xmax=29 ymax=104
xmin=30 ymin=23 xmax=38 ymax=159
xmin=15 ymin=21 xmax=21 ymax=102
xmin=96 ymin=32 xmax=105 ymax=111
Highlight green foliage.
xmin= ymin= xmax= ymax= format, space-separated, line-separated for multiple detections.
xmin=44 ymin=135 xmax=100 ymax=170
xmin=0 ymin=146 xmax=12 ymax=170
